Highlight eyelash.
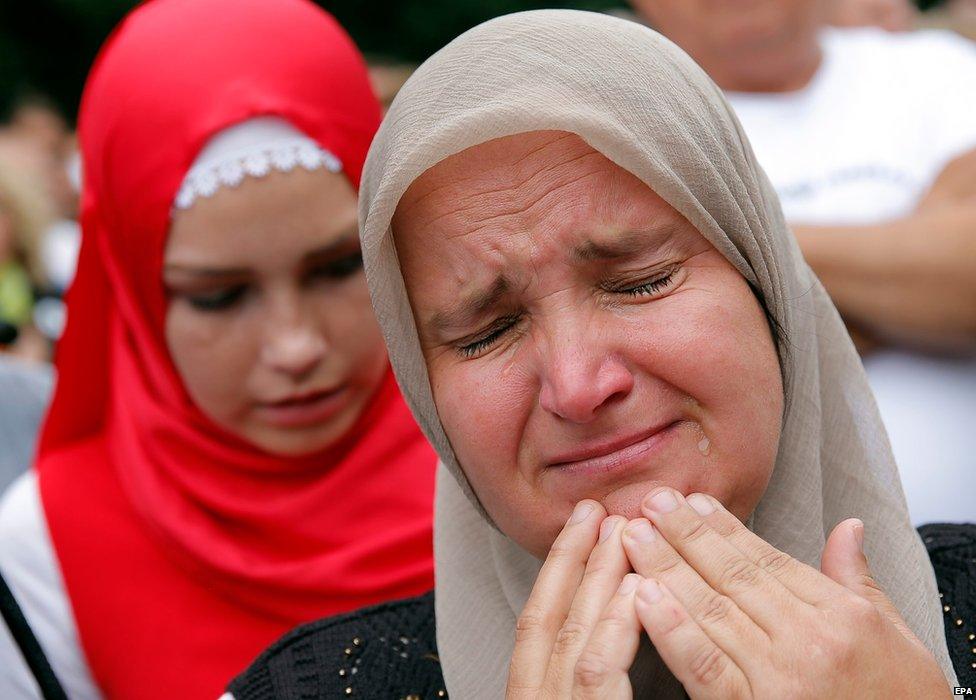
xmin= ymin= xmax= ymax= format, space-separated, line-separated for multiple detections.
xmin=183 ymin=252 xmax=364 ymax=313
xmin=617 ymin=269 xmax=676 ymax=297
xmin=187 ymin=286 xmax=246 ymax=311
xmin=455 ymin=270 xmax=677 ymax=357
xmin=308 ymin=251 xmax=364 ymax=281
xmin=458 ymin=315 xmax=522 ymax=358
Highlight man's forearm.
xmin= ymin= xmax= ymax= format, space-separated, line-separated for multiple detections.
xmin=794 ymin=204 xmax=976 ymax=353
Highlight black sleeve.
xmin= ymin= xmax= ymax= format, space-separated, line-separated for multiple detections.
xmin=227 ymin=591 xmax=446 ymax=700
xmin=920 ymin=523 xmax=976 ymax=689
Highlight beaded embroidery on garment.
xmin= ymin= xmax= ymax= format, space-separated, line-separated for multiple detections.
xmin=172 ymin=117 xmax=342 ymax=211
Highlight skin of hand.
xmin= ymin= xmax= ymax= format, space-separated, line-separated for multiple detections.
xmin=506 ymin=500 xmax=642 ymax=699
xmin=622 ymin=487 xmax=951 ymax=699
xmin=508 ymin=490 xmax=952 ymax=699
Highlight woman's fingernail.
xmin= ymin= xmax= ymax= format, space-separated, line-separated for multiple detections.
xmin=638 ymin=579 xmax=664 ymax=604
xmin=626 ymin=519 xmax=656 ymax=542
xmin=568 ymin=502 xmax=595 ymax=525
xmin=687 ymin=493 xmax=714 ymax=516
xmin=599 ymin=517 xmax=617 ymax=542
xmin=852 ymin=519 xmax=864 ymax=551
xmin=644 ymin=488 xmax=679 ymax=514
xmin=618 ymin=574 xmax=640 ymax=596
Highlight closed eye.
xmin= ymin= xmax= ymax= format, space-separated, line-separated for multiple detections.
xmin=612 ymin=269 xmax=677 ymax=297
xmin=456 ymin=314 xmax=521 ymax=358
xmin=184 ymin=285 xmax=247 ymax=311
xmin=307 ymin=250 xmax=363 ymax=282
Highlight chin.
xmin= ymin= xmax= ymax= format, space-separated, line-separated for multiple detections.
xmin=246 ymin=424 xmax=348 ymax=457
xmin=598 ymin=480 xmax=670 ymax=520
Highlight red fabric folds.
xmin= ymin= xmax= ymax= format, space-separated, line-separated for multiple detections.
xmin=36 ymin=1 xmax=435 ymax=696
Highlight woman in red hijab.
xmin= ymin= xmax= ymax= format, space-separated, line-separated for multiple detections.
xmin=0 ymin=0 xmax=435 ymax=697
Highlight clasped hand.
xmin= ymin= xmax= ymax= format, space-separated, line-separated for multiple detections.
xmin=506 ymin=488 xmax=950 ymax=699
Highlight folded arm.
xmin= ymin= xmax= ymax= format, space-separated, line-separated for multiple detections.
xmin=794 ymin=147 xmax=976 ymax=355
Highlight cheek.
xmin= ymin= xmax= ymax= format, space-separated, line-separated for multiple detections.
xmin=631 ymin=270 xmax=783 ymax=516
xmin=318 ymin=278 xmax=389 ymax=381
xmin=165 ymin=305 xmax=259 ymax=420
xmin=432 ymin=357 xmax=532 ymax=472
xmin=430 ymin=352 xmax=554 ymax=546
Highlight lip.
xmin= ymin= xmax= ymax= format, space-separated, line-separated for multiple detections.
xmin=545 ymin=420 xmax=682 ymax=476
xmin=254 ymin=386 xmax=349 ymax=428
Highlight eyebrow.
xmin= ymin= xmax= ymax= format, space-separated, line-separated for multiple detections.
xmin=428 ymin=275 xmax=511 ymax=333
xmin=571 ymin=226 xmax=680 ymax=262
xmin=424 ymin=223 xmax=685 ymax=336
xmin=163 ymin=229 xmax=360 ymax=278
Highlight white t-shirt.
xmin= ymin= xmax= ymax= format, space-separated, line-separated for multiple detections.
xmin=727 ymin=27 xmax=976 ymax=524
xmin=0 ymin=472 xmax=102 ymax=699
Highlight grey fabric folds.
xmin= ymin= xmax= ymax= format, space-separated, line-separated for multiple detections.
xmin=358 ymin=10 xmax=955 ymax=697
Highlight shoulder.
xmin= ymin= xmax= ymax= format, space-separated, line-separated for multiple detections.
xmin=0 ymin=471 xmax=102 ymax=700
xmin=0 ymin=360 xmax=52 ymax=491
xmin=919 ymin=523 xmax=976 ymax=688
xmin=0 ymin=359 xmax=52 ymax=404
xmin=227 ymin=591 xmax=444 ymax=700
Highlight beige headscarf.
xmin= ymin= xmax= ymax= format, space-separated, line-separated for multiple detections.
xmin=359 ymin=10 xmax=956 ymax=697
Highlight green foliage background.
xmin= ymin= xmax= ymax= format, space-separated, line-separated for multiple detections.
xmin=0 ymin=0 xmax=626 ymax=122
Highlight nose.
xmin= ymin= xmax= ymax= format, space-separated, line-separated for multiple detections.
xmin=538 ymin=335 xmax=634 ymax=424
xmin=260 ymin=296 xmax=328 ymax=379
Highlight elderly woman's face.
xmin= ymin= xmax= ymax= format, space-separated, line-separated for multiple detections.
xmin=394 ymin=132 xmax=783 ymax=557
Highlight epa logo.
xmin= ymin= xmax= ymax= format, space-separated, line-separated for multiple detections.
xmin=954 ymin=688 xmax=974 ymax=695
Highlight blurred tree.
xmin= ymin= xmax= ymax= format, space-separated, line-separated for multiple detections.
xmin=0 ymin=0 xmax=138 ymax=120
xmin=0 ymin=0 xmax=624 ymax=122
xmin=324 ymin=0 xmax=624 ymax=62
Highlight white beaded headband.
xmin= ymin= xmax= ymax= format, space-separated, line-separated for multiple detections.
xmin=173 ymin=116 xmax=342 ymax=211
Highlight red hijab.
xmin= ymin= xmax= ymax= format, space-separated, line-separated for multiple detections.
xmin=36 ymin=0 xmax=435 ymax=696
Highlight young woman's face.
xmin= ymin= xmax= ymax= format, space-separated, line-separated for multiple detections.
xmin=165 ymin=167 xmax=388 ymax=456
xmin=393 ymin=132 xmax=784 ymax=558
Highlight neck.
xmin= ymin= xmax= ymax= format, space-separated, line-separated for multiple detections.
xmin=702 ymin=40 xmax=823 ymax=94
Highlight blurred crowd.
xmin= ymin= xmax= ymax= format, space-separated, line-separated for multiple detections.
xmin=0 ymin=96 xmax=80 ymax=362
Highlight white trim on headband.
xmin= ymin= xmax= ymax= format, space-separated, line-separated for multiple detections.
xmin=172 ymin=116 xmax=342 ymax=211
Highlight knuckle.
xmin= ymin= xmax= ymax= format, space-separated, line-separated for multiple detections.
xmin=579 ymin=559 xmax=611 ymax=585
xmin=852 ymin=571 xmax=885 ymax=597
xmin=688 ymin=643 xmax=729 ymax=686
xmin=844 ymin=593 xmax=883 ymax=630
xmin=553 ymin=619 xmax=590 ymax=656
xmin=678 ymin=518 xmax=712 ymax=545
xmin=755 ymin=548 xmax=793 ymax=576
xmin=699 ymin=593 xmax=735 ymax=627
xmin=574 ymin=650 xmax=612 ymax=689
xmin=505 ymin=668 xmax=540 ymax=696
xmin=708 ymin=513 xmax=740 ymax=537
xmin=547 ymin=535 xmax=580 ymax=559
xmin=651 ymin=550 xmax=685 ymax=578
xmin=717 ymin=557 xmax=761 ymax=591
xmin=815 ymin=631 xmax=855 ymax=672
xmin=515 ymin=607 xmax=551 ymax=643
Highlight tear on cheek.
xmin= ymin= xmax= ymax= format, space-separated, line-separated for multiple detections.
xmin=697 ymin=435 xmax=711 ymax=456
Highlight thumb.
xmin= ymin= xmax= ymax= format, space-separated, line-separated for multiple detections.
xmin=820 ymin=518 xmax=918 ymax=643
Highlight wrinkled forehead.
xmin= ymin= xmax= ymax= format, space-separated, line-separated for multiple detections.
xmin=394 ymin=131 xmax=588 ymax=223
xmin=391 ymin=130 xmax=679 ymax=247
